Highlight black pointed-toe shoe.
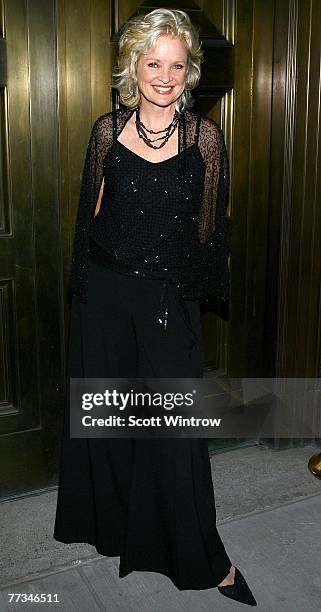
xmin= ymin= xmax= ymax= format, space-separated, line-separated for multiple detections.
xmin=217 ymin=566 xmax=257 ymax=606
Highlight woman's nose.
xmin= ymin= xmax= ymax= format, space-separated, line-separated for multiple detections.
xmin=159 ymin=68 xmax=171 ymax=82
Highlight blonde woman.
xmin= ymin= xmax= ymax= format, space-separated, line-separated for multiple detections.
xmin=54 ymin=8 xmax=257 ymax=607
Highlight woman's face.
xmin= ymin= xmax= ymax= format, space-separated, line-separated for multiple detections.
xmin=136 ymin=35 xmax=188 ymax=109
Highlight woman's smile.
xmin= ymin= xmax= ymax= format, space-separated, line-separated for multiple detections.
xmin=152 ymin=85 xmax=176 ymax=95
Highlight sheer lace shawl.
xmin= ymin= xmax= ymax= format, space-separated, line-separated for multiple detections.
xmin=68 ymin=106 xmax=230 ymax=318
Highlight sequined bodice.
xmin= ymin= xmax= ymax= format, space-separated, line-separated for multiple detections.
xmin=89 ymin=138 xmax=205 ymax=283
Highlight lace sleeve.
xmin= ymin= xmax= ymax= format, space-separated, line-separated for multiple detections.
xmin=180 ymin=116 xmax=230 ymax=320
xmin=67 ymin=113 xmax=113 ymax=303
xmin=200 ymin=118 xmax=230 ymax=320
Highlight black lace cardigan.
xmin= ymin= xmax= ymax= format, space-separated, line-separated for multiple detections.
xmin=68 ymin=106 xmax=231 ymax=320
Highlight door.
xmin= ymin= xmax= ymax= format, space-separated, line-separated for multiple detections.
xmin=0 ymin=0 xmax=64 ymax=499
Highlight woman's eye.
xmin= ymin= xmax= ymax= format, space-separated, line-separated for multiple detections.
xmin=146 ymin=63 xmax=184 ymax=69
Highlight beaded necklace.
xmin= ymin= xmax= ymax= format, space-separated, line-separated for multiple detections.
xmin=135 ymin=107 xmax=180 ymax=149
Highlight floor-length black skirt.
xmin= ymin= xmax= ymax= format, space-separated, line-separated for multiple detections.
xmin=53 ymin=256 xmax=232 ymax=590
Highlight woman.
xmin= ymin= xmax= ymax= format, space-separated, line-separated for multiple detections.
xmin=54 ymin=8 xmax=257 ymax=607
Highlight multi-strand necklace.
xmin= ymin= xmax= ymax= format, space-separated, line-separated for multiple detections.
xmin=135 ymin=107 xmax=179 ymax=149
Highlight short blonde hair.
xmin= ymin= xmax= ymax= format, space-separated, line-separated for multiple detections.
xmin=112 ymin=8 xmax=203 ymax=112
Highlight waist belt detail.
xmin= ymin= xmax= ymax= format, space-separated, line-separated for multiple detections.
xmin=89 ymin=237 xmax=177 ymax=283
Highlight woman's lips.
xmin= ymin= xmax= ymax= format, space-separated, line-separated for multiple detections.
xmin=152 ymin=85 xmax=175 ymax=95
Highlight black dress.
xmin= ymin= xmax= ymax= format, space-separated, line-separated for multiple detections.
xmin=53 ymin=125 xmax=232 ymax=590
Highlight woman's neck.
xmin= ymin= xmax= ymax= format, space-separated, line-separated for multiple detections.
xmin=138 ymin=101 xmax=176 ymax=131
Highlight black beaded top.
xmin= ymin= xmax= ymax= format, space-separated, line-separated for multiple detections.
xmin=89 ymin=133 xmax=204 ymax=284
xmin=68 ymin=106 xmax=231 ymax=319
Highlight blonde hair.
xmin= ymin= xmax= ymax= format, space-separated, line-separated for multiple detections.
xmin=112 ymin=8 xmax=203 ymax=113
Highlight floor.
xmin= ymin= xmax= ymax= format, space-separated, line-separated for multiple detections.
xmin=1 ymin=443 xmax=320 ymax=611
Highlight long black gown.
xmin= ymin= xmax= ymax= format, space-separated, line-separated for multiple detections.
xmin=53 ymin=127 xmax=232 ymax=590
